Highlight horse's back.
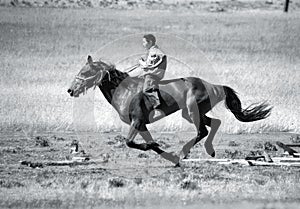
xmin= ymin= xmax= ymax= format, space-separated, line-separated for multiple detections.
xmin=130 ymin=76 xmax=225 ymax=110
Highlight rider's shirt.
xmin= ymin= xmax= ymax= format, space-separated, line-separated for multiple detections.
xmin=140 ymin=45 xmax=167 ymax=80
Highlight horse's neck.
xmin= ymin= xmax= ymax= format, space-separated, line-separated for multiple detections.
xmin=98 ymin=69 xmax=139 ymax=105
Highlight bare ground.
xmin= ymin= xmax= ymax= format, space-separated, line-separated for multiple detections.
xmin=0 ymin=131 xmax=300 ymax=208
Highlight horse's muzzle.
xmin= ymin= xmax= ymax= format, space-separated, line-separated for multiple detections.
xmin=67 ymin=89 xmax=74 ymax=97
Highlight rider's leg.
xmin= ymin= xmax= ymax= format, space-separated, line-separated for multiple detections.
xmin=143 ymin=75 xmax=161 ymax=108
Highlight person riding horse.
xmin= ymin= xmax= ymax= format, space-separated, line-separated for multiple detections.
xmin=136 ymin=34 xmax=167 ymax=118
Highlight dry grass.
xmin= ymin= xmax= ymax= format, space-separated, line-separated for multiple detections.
xmin=0 ymin=132 xmax=300 ymax=208
xmin=0 ymin=7 xmax=299 ymax=133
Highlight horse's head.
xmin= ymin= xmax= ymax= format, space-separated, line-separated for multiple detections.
xmin=67 ymin=55 xmax=113 ymax=97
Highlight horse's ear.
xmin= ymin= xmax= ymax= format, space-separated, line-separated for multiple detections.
xmin=87 ymin=55 xmax=93 ymax=65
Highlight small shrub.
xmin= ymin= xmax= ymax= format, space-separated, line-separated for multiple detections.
xmin=248 ymin=150 xmax=263 ymax=157
xmin=228 ymin=141 xmax=239 ymax=147
xmin=224 ymin=149 xmax=243 ymax=159
xmin=108 ymin=178 xmax=125 ymax=188
xmin=134 ymin=178 xmax=142 ymax=185
xmin=179 ymin=179 xmax=198 ymax=190
xmin=81 ymin=180 xmax=89 ymax=189
xmin=264 ymin=142 xmax=277 ymax=151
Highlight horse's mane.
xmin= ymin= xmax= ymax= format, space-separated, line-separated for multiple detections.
xmin=94 ymin=59 xmax=129 ymax=83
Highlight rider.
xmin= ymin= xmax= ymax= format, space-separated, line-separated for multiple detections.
xmin=138 ymin=34 xmax=167 ymax=118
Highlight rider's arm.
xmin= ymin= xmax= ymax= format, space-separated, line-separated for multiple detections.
xmin=142 ymin=54 xmax=165 ymax=69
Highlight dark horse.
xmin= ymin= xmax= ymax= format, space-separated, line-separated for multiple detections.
xmin=68 ymin=56 xmax=272 ymax=165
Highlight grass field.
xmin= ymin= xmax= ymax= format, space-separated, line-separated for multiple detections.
xmin=1 ymin=7 xmax=299 ymax=134
xmin=0 ymin=6 xmax=300 ymax=209
xmin=1 ymin=132 xmax=300 ymax=209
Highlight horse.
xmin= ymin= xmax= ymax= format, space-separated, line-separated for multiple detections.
xmin=67 ymin=55 xmax=272 ymax=166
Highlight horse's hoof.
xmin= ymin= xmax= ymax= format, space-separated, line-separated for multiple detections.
xmin=174 ymin=162 xmax=181 ymax=168
xmin=210 ymin=151 xmax=216 ymax=158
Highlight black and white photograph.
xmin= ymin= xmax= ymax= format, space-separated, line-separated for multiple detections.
xmin=0 ymin=0 xmax=299 ymax=208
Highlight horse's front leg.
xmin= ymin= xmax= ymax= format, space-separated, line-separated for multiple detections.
xmin=139 ymin=129 xmax=180 ymax=165
xmin=125 ymin=121 xmax=149 ymax=151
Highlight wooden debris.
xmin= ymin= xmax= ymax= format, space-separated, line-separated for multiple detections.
xmin=183 ymin=156 xmax=300 ymax=167
xmin=284 ymin=143 xmax=300 ymax=147
xmin=245 ymin=151 xmax=273 ymax=162
xmin=276 ymin=141 xmax=298 ymax=156
xmin=20 ymin=157 xmax=105 ymax=168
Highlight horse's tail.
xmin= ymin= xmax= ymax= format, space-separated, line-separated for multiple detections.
xmin=223 ymin=86 xmax=272 ymax=122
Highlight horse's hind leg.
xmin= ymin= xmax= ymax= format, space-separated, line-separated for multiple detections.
xmin=180 ymin=99 xmax=208 ymax=159
xmin=203 ymin=115 xmax=221 ymax=157
xmin=138 ymin=129 xmax=159 ymax=147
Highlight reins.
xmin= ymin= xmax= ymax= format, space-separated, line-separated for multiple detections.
xmin=75 ymin=67 xmax=112 ymax=93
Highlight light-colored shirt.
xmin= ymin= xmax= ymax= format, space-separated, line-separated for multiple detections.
xmin=139 ymin=45 xmax=167 ymax=80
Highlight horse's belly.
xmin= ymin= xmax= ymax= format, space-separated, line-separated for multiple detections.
xmin=160 ymin=82 xmax=187 ymax=108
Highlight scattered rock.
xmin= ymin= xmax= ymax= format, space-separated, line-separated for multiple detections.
xmin=253 ymin=142 xmax=264 ymax=149
xmin=224 ymin=149 xmax=243 ymax=159
xmin=108 ymin=135 xmax=126 ymax=148
xmin=100 ymin=153 xmax=110 ymax=163
xmin=114 ymin=134 xmax=126 ymax=142
xmin=107 ymin=141 xmax=116 ymax=145
xmin=0 ymin=146 xmax=21 ymax=154
xmin=157 ymin=140 xmax=171 ymax=149
xmin=51 ymin=135 xmax=66 ymax=141
xmin=265 ymin=0 xmax=273 ymax=5
xmin=290 ymin=135 xmax=300 ymax=143
xmin=114 ymin=142 xmax=126 ymax=148
xmin=0 ymin=180 xmax=24 ymax=188
xmin=208 ymin=4 xmax=225 ymax=12
xmin=138 ymin=153 xmax=149 ymax=158
xmin=35 ymin=136 xmax=49 ymax=147
xmin=70 ymin=140 xmax=79 ymax=153
xmin=253 ymin=178 xmax=267 ymax=185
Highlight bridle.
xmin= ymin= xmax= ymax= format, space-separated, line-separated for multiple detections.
xmin=75 ymin=68 xmax=112 ymax=93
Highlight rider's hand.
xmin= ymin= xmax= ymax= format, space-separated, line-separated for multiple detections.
xmin=139 ymin=59 xmax=147 ymax=67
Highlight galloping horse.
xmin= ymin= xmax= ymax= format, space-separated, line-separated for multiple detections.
xmin=67 ymin=56 xmax=272 ymax=165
